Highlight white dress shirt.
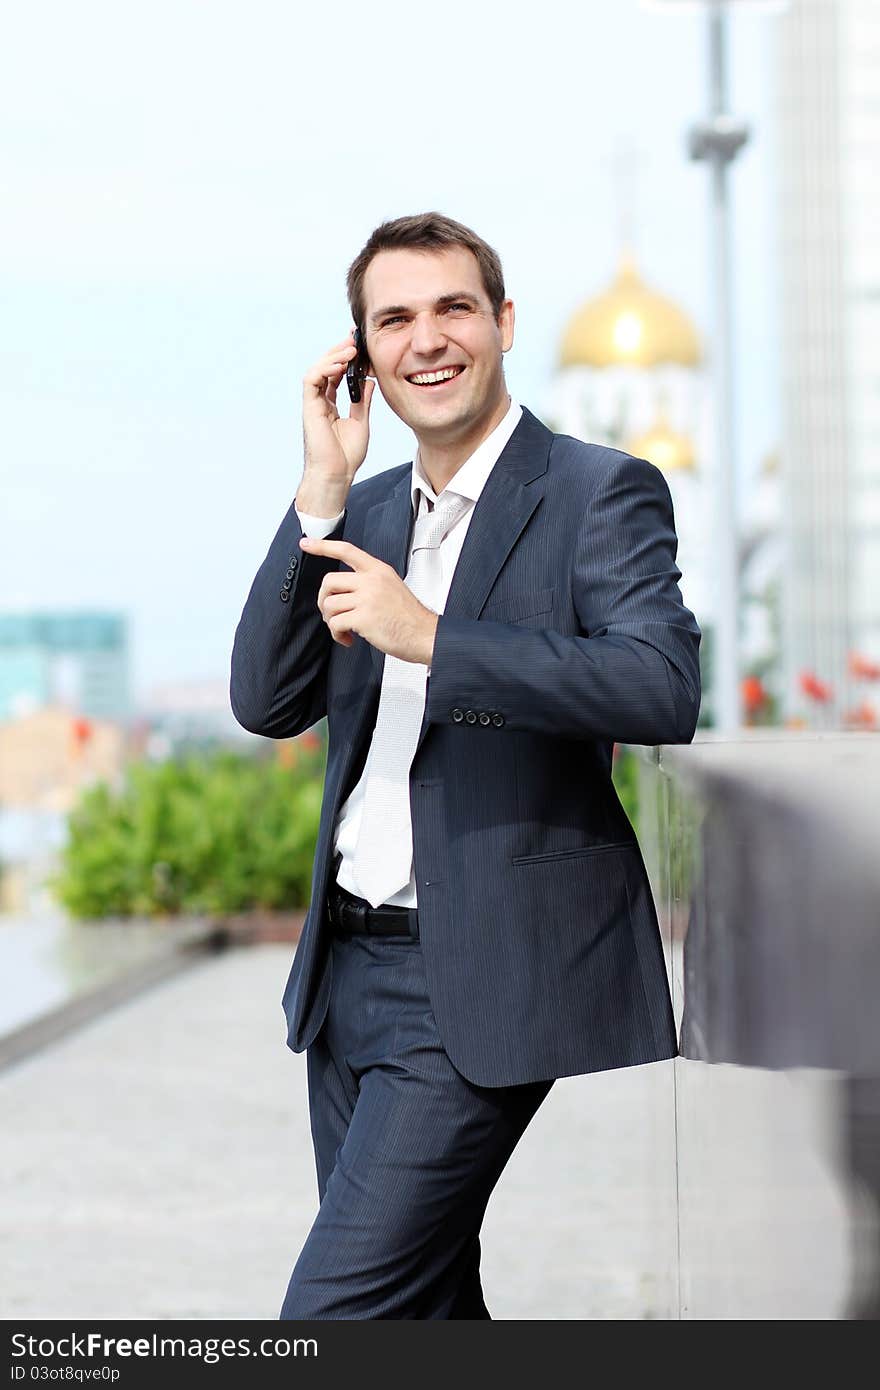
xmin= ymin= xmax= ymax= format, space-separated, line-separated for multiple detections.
xmin=295 ymin=397 xmax=523 ymax=907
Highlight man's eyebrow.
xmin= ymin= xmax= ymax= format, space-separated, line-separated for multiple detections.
xmin=370 ymin=304 xmax=408 ymax=325
xmin=434 ymin=291 xmax=479 ymax=307
xmin=369 ymin=292 xmax=479 ymax=326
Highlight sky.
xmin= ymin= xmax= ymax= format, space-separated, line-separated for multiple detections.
xmin=1 ymin=0 xmax=780 ymax=706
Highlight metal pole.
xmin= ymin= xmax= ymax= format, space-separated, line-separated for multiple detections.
xmin=709 ymin=3 xmax=740 ymax=733
xmin=688 ymin=0 xmax=750 ymax=732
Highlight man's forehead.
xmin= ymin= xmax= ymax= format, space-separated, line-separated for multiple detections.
xmin=363 ymin=246 xmax=484 ymax=312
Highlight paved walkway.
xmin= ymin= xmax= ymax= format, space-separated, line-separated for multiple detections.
xmin=0 ymin=944 xmax=680 ymax=1320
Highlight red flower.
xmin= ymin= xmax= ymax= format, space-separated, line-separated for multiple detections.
xmin=848 ymin=650 xmax=880 ymax=680
xmin=741 ymin=675 xmax=768 ymax=713
xmin=843 ymin=702 xmax=877 ymax=728
xmin=798 ymin=670 xmax=834 ymax=703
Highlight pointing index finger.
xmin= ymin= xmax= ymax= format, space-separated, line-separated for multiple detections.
xmin=299 ymin=537 xmax=371 ymax=568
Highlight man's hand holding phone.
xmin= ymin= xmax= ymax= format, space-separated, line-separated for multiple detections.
xmin=297 ymin=330 xmax=376 ymax=518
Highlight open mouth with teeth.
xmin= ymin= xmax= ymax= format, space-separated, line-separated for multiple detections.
xmin=406 ymin=366 xmax=466 ymax=389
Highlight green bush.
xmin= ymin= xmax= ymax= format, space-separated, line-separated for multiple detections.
xmin=611 ymin=743 xmax=639 ymax=830
xmin=49 ymin=746 xmax=326 ymax=920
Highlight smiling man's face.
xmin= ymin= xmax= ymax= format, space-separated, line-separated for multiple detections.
xmin=362 ymin=245 xmax=514 ymax=449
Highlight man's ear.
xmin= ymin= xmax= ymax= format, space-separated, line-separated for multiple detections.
xmin=499 ymin=299 xmax=515 ymax=353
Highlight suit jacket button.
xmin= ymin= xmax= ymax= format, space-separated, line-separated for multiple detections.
xmin=464 ymin=709 xmax=477 ymax=724
xmin=282 ymin=578 xmax=292 ymax=590
xmin=288 ymin=557 xmax=298 ymax=570
xmin=491 ymin=712 xmax=504 ymax=727
xmin=286 ymin=568 xmax=295 ymax=580
xmin=280 ymin=590 xmax=290 ymax=603
xmin=451 ymin=708 xmax=464 ymax=723
xmin=478 ymin=712 xmax=491 ymax=726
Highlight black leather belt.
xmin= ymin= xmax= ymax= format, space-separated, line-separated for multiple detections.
xmin=328 ymin=881 xmax=420 ymax=940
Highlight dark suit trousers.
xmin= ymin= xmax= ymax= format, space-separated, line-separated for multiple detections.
xmin=279 ymin=928 xmax=553 ymax=1319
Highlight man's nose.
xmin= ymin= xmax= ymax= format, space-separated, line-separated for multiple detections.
xmin=410 ymin=312 xmax=447 ymax=356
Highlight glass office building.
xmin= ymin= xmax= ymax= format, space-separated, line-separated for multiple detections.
xmin=0 ymin=612 xmax=130 ymax=722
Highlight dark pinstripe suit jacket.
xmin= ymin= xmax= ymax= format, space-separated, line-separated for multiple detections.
xmin=230 ymin=405 xmax=701 ymax=1086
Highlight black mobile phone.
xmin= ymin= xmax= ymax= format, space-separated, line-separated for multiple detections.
xmin=345 ymin=326 xmax=369 ymax=404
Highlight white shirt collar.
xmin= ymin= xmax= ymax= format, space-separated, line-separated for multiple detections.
xmin=410 ymin=397 xmax=523 ymax=513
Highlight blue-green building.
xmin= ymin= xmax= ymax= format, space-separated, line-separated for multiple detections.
xmin=0 ymin=613 xmax=130 ymax=722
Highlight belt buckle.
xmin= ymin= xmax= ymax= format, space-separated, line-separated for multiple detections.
xmin=328 ymin=884 xmax=349 ymax=934
xmin=330 ymin=887 xmax=367 ymax=936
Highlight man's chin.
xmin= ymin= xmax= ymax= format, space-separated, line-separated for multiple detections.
xmin=390 ymin=395 xmax=476 ymax=440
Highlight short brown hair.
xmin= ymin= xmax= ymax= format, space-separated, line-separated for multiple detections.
xmin=346 ymin=212 xmax=506 ymax=333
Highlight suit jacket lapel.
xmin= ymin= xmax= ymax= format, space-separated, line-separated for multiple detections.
xmin=364 ymin=475 xmax=416 ymax=677
xmin=416 ymin=405 xmax=553 ymax=754
xmin=354 ymin=406 xmax=553 ymax=757
xmin=441 ymin=406 xmax=552 ymax=623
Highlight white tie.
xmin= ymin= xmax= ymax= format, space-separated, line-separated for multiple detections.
xmin=351 ymin=491 xmax=471 ymax=908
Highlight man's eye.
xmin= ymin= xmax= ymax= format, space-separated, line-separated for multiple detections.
xmin=381 ymin=316 xmax=406 ymax=327
xmin=448 ymin=303 xmax=471 ymax=312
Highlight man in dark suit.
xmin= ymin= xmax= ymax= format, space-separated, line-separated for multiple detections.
xmin=230 ymin=212 xmax=701 ymax=1319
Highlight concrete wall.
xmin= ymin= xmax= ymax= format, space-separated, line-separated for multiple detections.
xmin=635 ymin=732 xmax=880 ymax=1319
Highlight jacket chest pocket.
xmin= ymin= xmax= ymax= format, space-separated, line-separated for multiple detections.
xmin=480 ymin=585 xmax=555 ymax=626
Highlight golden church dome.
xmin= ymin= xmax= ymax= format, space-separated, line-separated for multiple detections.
xmin=626 ymin=406 xmax=696 ymax=473
xmin=559 ymin=253 xmax=702 ymax=369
